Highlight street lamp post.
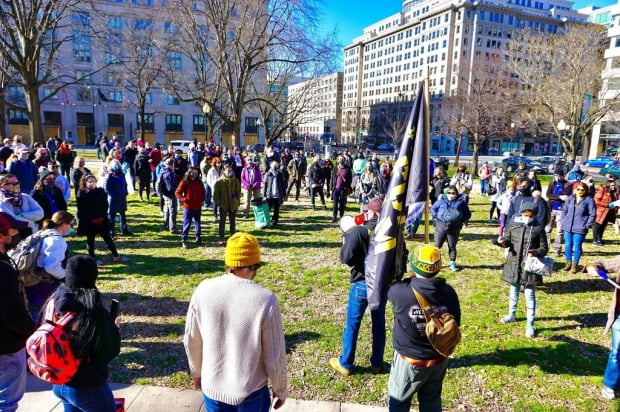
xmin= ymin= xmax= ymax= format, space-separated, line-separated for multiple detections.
xmin=256 ymin=118 xmax=262 ymax=143
xmin=202 ymin=102 xmax=211 ymax=142
xmin=557 ymin=119 xmax=566 ymax=158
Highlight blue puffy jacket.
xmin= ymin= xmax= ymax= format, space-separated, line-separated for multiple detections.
xmin=430 ymin=194 xmax=471 ymax=225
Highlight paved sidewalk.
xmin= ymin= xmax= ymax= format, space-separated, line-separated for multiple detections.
xmin=21 ymin=375 xmax=385 ymax=411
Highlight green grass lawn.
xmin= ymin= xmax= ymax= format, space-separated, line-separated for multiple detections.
xmin=68 ymin=170 xmax=620 ymax=410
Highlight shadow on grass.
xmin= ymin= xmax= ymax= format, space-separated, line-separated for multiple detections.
xmin=537 ymin=312 xmax=606 ymax=330
xmin=284 ymin=331 xmax=321 ymax=354
xmin=540 ymin=278 xmax=611 ymax=294
xmin=450 ymin=334 xmax=607 ymax=376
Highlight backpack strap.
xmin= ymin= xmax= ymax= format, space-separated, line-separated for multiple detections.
xmin=411 ymin=286 xmax=442 ymax=321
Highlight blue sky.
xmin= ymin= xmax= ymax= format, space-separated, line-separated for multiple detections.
xmin=320 ymin=0 xmax=618 ymax=50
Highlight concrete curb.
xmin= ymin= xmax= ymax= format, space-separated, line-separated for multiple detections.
xmin=21 ymin=375 xmax=386 ymax=411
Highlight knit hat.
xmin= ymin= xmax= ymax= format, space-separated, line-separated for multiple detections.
xmin=65 ymin=255 xmax=99 ymax=289
xmin=519 ymin=202 xmax=536 ymax=213
xmin=362 ymin=197 xmax=383 ymax=213
xmin=39 ymin=169 xmax=54 ymax=181
xmin=225 ymin=232 xmax=260 ymax=267
xmin=408 ymin=245 xmax=442 ymax=277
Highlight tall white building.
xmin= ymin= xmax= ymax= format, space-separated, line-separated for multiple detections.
xmin=288 ymin=72 xmax=343 ymax=144
xmin=342 ymin=0 xmax=586 ymax=154
xmin=6 ymin=0 xmax=264 ymax=148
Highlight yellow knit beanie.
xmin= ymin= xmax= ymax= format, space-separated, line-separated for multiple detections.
xmin=225 ymin=232 xmax=260 ymax=267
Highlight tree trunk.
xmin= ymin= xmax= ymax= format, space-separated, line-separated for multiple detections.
xmin=453 ymin=134 xmax=463 ymax=167
xmin=25 ymin=90 xmax=43 ymax=146
xmin=471 ymin=140 xmax=480 ymax=176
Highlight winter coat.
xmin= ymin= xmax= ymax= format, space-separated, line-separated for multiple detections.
xmin=307 ymin=164 xmax=324 ymax=187
xmin=590 ymin=256 xmax=620 ymax=333
xmin=105 ymin=172 xmax=128 ymax=214
xmin=262 ymin=170 xmax=286 ymax=202
xmin=71 ymin=168 xmax=91 ymax=190
xmin=500 ymin=220 xmax=548 ymax=287
xmin=560 ymin=195 xmax=595 ymax=235
xmin=213 ymin=175 xmax=241 ymax=212
xmin=134 ymin=153 xmax=152 ymax=179
xmin=30 ymin=187 xmax=68 ymax=223
xmin=430 ymin=176 xmax=450 ymax=204
xmin=76 ymin=187 xmax=110 ymax=236
xmin=506 ymin=194 xmax=549 ymax=227
xmin=240 ymin=165 xmax=262 ymax=191
xmin=545 ymin=179 xmax=573 ymax=211
xmin=0 ymin=253 xmax=34 ymax=355
xmin=8 ymin=160 xmax=37 ymax=193
xmin=158 ymin=168 xmax=178 ymax=199
xmin=175 ymin=178 xmax=206 ymax=210
xmin=594 ymin=185 xmax=618 ymax=224
xmin=430 ymin=194 xmax=471 ymax=226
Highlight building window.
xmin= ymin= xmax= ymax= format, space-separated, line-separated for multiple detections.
xmin=245 ymin=117 xmax=258 ymax=134
xmin=165 ymin=114 xmax=182 ymax=131
xmin=167 ymin=51 xmax=182 ymax=69
xmin=106 ymin=15 xmax=122 ymax=30
xmin=44 ymin=111 xmax=62 ymax=124
xmin=109 ymin=91 xmax=123 ymax=102
xmin=193 ymin=115 xmax=206 ymax=132
xmin=137 ymin=113 xmax=154 ymax=131
xmin=167 ymin=95 xmax=179 ymax=105
xmin=8 ymin=109 xmax=28 ymax=124
xmin=108 ymin=113 xmax=124 ymax=127
xmin=134 ymin=19 xmax=152 ymax=30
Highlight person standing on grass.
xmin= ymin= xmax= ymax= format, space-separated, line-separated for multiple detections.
xmin=262 ymin=161 xmax=286 ymax=226
xmin=213 ymin=163 xmax=241 ymax=245
xmin=0 ymin=212 xmax=34 ymax=412
xmin=330 ymin=155 xmax=353 ymax=223
xmin=105 ymin=160 xmax=131 ymax=238
xmin=47 ymin=255 xmax=121 ymax=412
xmin=184 ymin=233 xmax=288 ymax=411
xmin=134 ymin=145 xmax=152 ymax=202
xmin=206 ymin=158 xmax=223 ymax=223
xmin=70 ymin=157 xmax=91 ymax=199
xmin=158 ymin=158 xmax=178 ymax=234
xmin=76 ymin=175 xmax=129 ymax=265
xmin=240 ymin=156 xmax=262 ymax=219
xmin=30 ymin=170 xmax=68 ymax=225
xmin=560 ymin=182 xmax=595 ymax=274
xmin=488 ymin=167 xmax=506 ymax=223
xmin=478 ymin=161 xmax=492 ymax=196
xmin=545 ymin=170 xmax=572 ymax=257
xmin=307 ymin=156 xmax=327 ymax=211
xmin=584 ymin=258 xmax=620 ymax=400
xmin=387 ymin=245 xmax=460 ymax=412
xmin=495 ymin=202 xmax=548 ymax=338
xmin=430 ymin=185 xmax=471 ymax=272
xmin=175 ymin=167 xmax=206 ymax=249
xmin=330 ymin=197 xmax=386 ymax=376
xmin=592 ymin=176 xmax=618 ymax=247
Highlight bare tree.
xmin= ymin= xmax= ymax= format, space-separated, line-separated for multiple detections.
xmin=173 ymin=0 xmax=337 ymax=148
xmin=0 ymin=0 xmax=103 ymax=144
xmin=507 ymin=23 xmax=620 ymax=161
xmin=438 ymin=58 xmax=514 ymax=174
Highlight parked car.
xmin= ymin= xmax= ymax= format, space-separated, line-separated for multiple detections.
xmin=536 ymin=156 xmax=560 ymax=173
xmin=170 ymin=140 xmax=192 ymax=154
xmin=601 ymin=164 xmax=620 ymax=179
xmin=432 ymin=156 xmax=450 ymax=171
xmin=582 ymin=156 xmax=615 ymax=168
xmin=378 ymin=143 xmax=394 ymax=151
xmin=246 ymin=143 xmax=265 ymax=153
xmin=501 ymin=156 xmax=545 ymax=174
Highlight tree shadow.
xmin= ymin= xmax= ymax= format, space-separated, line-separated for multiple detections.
xmin=540 ymin=278 xmax=612 ymax=294
xmin=284 ymin=331 xmax=321 ymax=354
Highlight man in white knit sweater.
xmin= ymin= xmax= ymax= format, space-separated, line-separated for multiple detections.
xmin=184 ymin=232 xmax=288 ymax=411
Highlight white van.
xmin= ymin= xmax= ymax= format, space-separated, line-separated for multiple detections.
xmin=169 ymin=140 xmax=192 ymax=154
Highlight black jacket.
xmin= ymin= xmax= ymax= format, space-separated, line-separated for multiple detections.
xmin=500 ymin=220 xmax=548 ymax=286
xmin=76 ymin=188 xmax=110 ymax=236
xmin=340 ymin=218 xmax=377 ymax=283
xmin=0 ymin=254 xmax=34 ymax=354
xmin=30 ymin=187 xmax=68 ymax=223
xmin=388 ymin=276 xmax=461 ymax=360
xmin=53 ymin=284 xmax=120 ymax=388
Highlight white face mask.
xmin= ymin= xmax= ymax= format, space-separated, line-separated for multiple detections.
xmin=522 ymin=216 xmax=534 ymax=225
xmin=447 ymin=194 xmax=457 ymax=201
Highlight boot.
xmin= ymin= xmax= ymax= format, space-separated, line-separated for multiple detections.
xmin=501 ymin=285 xmax=519 ymax=323
xmin=570 ymin=262 xmax=579 ymax=274
xmin=563 ymin=261 xmax=572 ymax=271
xmin=525 ymin=287 xmax=536 ymax=338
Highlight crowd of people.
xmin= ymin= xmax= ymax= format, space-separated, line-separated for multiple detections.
xmin=3 ymin=131 xmax=620 ymax=411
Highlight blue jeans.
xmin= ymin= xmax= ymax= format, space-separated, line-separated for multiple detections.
xmin=181 ymin=208 xmax=202 ymax=241
xmin=480 ymin=179 xmax=488 ymax=195
xmin=388 ymin=351 xmax=447 ymax=412
xmin=204 ymin=184 xmax=212 ymax=208
xmin=564 ymin=231 xmax=585 ymax=264
xmin=0 ymin=349 xmax=27 ymax=412
xmin=202 ymin=385 xmax=270 ymax=412
xmin=339 ymin=280 xmax=386 ymax=370
xmin=52 ymin=382 xmax=115 ymax=412
xmin=604 ymin=316 xmax=620 ymax=390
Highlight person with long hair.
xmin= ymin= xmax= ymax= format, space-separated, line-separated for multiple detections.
xmin=30 ymin=170 xmax=68 ymax=224
xmin=70 ymin=157 xmax=91 ymax=198
xmin=105 ymin=159 xmax=131 ymax=238
xmin=560 ymin=181 xmax=595 ymax=273
xmin=24 ymin=210 xmax=74 ymax=321
xmin=593 ymin=176 xmax=619 ymax=246
xmin=76 ymin=175 xmax=128 ymax=265
xmin=175 ymin=167 xmax=206 ymax=249
xmin=46 ymin=255 xmax=120 ymax=411
xmin=206 ymin=158 xmax=223 ymax=222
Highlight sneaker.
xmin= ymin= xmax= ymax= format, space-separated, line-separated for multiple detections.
xmin=329 ymin=357 xmax=351 ymax=377
xmin=195 ymin=238 xmax=203 ymax=246
xmin=182 ymin=242 xmax=189 ymax=249
xmin=500 ymin=315 xmax=516 ymax=324
xmin=449 ymin=261 xmax=458 ymax=272
xmin=602 ymin=386 xmax=616 ymax=400
xmin=525 ymin=325 xmax=535 ymax=338
xmin=368 ymin=357 xmax=381 ymax=375
xmin=112 ymin=256 xmax=129 ymax=263
xmin=95 ymin=259 xmax=104 ymax=266
xmin=217 ymin=240 xmax=225 ymax=246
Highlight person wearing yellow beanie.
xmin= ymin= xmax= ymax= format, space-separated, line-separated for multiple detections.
xmin=184 ymin=232 xmax=287 ymax=411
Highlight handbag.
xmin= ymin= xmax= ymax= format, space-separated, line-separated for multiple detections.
xmin=524 ymin=255 xmax=554 ymax=277
xmin=487 ymin=185 xmax=498 ymax=196
xmin=443 ymin=209 xmax=462 ymax=224
xmin=411 ymin=287 xmax=461 ymax=357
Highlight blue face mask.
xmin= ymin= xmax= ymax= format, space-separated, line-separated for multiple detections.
xmin=65 ymin=227 xmax=73 ymax=237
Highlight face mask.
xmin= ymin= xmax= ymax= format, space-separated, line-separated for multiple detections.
xmin=522 ymin=216 xmax=534 ymax=225
xmin=271 ymin=166 xmax=277 ymax=172
xmin=448 ymin=194 xmax=457 ymax=201
xmin=216 ymin=163 xmax=222 ymax=168
xmin=65 ymin=227 xmax=73 ymax=237
xmin=79 ymin=161 xmax=85 ymax=167
xmin=518 ymin=188 xmax=531 ymax=196
xmin=224 ymin=170 xmax=233 ymax=177
xmin=190 ymin=173 xmax=198 ymax=179
xmin=20 ymin=154 xmax=29 ymax=160
xmin=43 ymin=180 xmax=54 ymax=187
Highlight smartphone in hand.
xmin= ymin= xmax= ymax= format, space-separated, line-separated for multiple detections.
xmin=110 ymin=299 xmax=120 ymax=320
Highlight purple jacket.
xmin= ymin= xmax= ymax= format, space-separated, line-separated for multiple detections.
xmin=240 ymin=165 xmax=262 ymax=190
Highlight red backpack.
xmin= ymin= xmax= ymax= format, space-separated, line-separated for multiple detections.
xmin=26 ymin=300 xmax=81 ymax=384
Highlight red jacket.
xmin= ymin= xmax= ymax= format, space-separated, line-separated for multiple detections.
xmin=175 ymin=178 xmax=205 ymax=210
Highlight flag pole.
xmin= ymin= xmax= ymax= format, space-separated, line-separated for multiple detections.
xmin=423 ymin=74 xmax=430 ymax=244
